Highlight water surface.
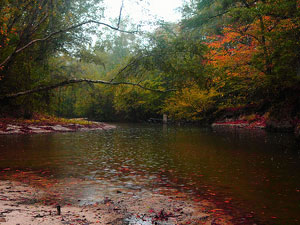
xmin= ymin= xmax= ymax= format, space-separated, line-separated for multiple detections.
xmin=0 ymin=124 xmax=299 ymax=224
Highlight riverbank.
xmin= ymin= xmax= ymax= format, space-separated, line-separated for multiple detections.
xmin=0 ymin=115 xmax=116 ymax=135
xmin=211 ymin=112 xmax=300 ymax=139
xmin=212 ymin=115 xmax=266 ymax=130
xmin=0 ymin=179 xmax=233 ymax=225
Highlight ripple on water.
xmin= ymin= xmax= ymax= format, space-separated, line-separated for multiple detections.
xmin=0 ymin=124 xmax=299 ymax=224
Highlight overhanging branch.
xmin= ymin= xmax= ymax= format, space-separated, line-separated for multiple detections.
xmin=0 ymin=79 xmax=176 ymax=100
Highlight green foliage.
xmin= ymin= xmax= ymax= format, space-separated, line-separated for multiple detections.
xmin=1 ymin=0 xmax=299 ymax=122
xmin=50 ymin=22 xmax=145 ymax=121
xmin=0 ymin=0 xmax=105 ymax=117
xmin=113 ymin=85 xmax=164 ymax=121
xmin=163 ymin=86 xmax=220 ymax=121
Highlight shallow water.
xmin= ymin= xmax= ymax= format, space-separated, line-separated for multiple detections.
xmin=0 ymin=123 xmax=299 ymax=224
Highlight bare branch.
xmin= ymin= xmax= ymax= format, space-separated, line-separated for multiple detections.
xmin=0 ymin=78 xmax=176 ymax=100
xmin=31 ymin=12 xmax=49 ymax=35
xmin=0 ymin=20 xmax=138 ymax=68
xmin=117 ymin=0 xmax=124 ymax=28
xmin=0 ymin=55 xmax=12 ymax=69
xmin=16 ymin=20 xmax=137 ymax=54
xmin=110 ymin=54 xmax=145 ymax=82
xmin=183 ymin=10 xmax=229 ymax=28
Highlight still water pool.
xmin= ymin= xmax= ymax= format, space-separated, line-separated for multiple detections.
xmin=0 ymin=123 xmax=299 ymax=224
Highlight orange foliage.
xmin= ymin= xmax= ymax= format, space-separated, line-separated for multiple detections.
xmin=205 ymin=25 xmax=263 ymax=81
xmin=205 ymin=9 xmax=300 ymax=84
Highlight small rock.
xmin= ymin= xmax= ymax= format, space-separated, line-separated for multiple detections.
xmin=103 ymin=197 xmax=113 ymax=204
xmin=6 ymin=125 xmax=22 ymax=130
xmin=51 ymin=125 xmax=72 ymax=131
xmin=34 ymin=214 xmax=44 ymax=218
xmin=28 ymin=126 xmax=52 ymax=133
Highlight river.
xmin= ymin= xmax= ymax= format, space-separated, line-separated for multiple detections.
xmin=0 ymin=123 xmax=299 ymax=224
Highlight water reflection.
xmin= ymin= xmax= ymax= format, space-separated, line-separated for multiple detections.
xmin=0 ymin=124 xmax=299 ymax=224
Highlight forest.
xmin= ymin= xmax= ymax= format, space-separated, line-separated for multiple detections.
xmin=1 ymin=0 xmax=299 ymax=127
xmin=1 ymin=1 xmax=300 ymax=224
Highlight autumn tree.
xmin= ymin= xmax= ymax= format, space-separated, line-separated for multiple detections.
xmin=124 ymin=0 xmax=300 ymax=121
xmin=180 ymin=0 xmax=300 ymax=114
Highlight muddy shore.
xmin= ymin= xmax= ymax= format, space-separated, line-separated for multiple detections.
xmin=0 ymin=179 xmax=233 ymax=225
